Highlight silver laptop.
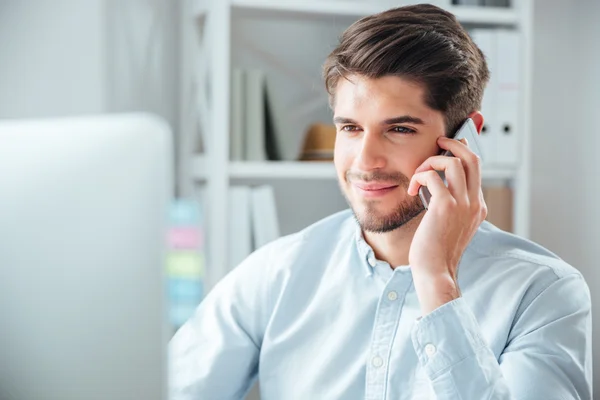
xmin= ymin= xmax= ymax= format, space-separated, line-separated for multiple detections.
xmin=0 ymin=113 xmax=172 ymax=400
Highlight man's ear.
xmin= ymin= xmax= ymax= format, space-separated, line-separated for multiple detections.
xmin=468 ymin=111 xmax=484 ymax=135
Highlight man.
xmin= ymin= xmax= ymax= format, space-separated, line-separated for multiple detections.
xmin=170 ymin=4 xmax=592 ymax=399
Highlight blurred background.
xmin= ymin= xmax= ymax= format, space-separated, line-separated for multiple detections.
xmin=1 ymin=0 xmax=598 ymax=397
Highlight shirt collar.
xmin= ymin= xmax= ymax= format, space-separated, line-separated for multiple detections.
xmin=351 ymin=216 xmax=412 ymax=278
xmin=352 ymin=218 xmax=376 ymax=277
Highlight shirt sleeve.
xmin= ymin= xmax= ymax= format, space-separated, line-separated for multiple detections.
xmin=411 ymin=273 xmax=592 ymax=400
xmin=168 ymin=246 xmax=273 ymax=400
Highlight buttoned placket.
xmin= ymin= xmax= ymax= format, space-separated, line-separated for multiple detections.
xmin=364 ymin=253 xmax=414 ymax=400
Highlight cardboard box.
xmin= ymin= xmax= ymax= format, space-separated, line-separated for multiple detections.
xmin=483 ymin=186 xmax=513 ymax=232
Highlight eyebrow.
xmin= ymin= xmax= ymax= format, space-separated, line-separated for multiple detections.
xmin=333 ymin=115 xmax=425 ymax=125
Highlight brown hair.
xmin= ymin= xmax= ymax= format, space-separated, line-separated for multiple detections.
xmin=323 ymin=4 xmax=489 ymax=136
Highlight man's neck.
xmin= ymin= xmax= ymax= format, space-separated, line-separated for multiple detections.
xmin=362 ymin=212 xmax=424 ymax=268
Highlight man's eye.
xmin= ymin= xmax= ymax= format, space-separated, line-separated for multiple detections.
xmin=342 ymin=125 xmax=360 ymax=132
xmin=390 ymin=126 xmax=416 ymax=134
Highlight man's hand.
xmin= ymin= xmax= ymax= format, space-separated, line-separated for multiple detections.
xmin=407 ymin=136 xmax=487 ymax=316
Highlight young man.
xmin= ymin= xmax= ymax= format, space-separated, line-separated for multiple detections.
xmin=170 ymin=4 xmax=592 ymax=399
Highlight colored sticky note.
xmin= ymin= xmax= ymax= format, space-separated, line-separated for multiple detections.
xmin=167 ymin=227 xmax=203 ymax=249
xmin=168 ymin=278 xmax=203 ymax=302
xmin=169 ymin=199 xmax=202 ymax=227
xmin=166 ymin=252 xmax=204 ymax=278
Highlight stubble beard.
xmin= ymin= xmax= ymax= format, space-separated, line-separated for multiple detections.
xmin=341 ymin=170 xmax=425 ymax=233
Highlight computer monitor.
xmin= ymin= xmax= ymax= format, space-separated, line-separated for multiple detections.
xmin=0 ymin=113 xmax=172 ymax=400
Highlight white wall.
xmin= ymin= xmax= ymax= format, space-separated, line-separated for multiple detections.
xmin=0 ymin=0 xmax=180 ymax=127
xmin=0 ymin=0 xmax=181 ymax=196
xmin=0 ymin=1 xmax=109 ymax=118
xmin=531 ymin=0 xmax=600 ymax=393
xmin=105 ymin=0 xmax=180 ymax=129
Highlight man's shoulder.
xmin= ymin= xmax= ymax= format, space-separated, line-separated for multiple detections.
xmin=467 ymin=221 xmax=581 ymax=280
xmin=221 ymin=209 xmax=356 ymax=300
xmin=464 ymin=222 xmax=590 ymax=328
xmin=297 ymin=208 xmax=357 ymax=241
xmin=247 ymin=209 xmax=355 ymax=268
xmin=264 ymin=208 xmax=355 ymax=250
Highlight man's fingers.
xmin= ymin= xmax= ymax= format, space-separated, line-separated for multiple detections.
xmin=413 ymin=155 xmax=468 ymax=204
xmin=437 ymin=136 xmax=482 ymax=201
xmin=408 ymin=170 xmax=453 ymax=205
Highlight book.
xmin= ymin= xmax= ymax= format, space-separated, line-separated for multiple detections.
xmin=250 ymin=185 xmax=280 ymax=249
xmin=245 ymin=69 xmax=268 ymax=161
xmin=230 ymin=68 xmax=245 ymax=161
xmin=229 ymin=186 xmax=253 ymax=268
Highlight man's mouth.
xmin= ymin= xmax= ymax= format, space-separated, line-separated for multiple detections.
xmin=351 ymin=181 xmax=399 ymax=198
xmin=353 ymin=182 xmax=398 ymax=191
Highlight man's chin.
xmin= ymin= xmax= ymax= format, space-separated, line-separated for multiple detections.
xmin=352 ymin=202 xmax=424 ymax=233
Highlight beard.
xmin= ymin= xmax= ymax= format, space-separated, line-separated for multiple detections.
xmin=341 ymin=169 xmax=425 ymax=233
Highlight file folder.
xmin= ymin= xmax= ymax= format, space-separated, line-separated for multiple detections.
xmin=495 ymin=29 xmax=521 ymax=166
xmin=470 ymin=29 xmax=498 ymax=164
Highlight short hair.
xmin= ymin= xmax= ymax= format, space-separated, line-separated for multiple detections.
xmin=323 ymin=4 xmax=490 ymax=136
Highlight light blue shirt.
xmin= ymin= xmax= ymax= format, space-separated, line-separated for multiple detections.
xmin=169 ymin=210 xmax=592 ymax=399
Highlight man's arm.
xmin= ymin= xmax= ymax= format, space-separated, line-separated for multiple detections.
xmin=410 ymin=273 xmax=592 ymax=399
xmin=168 ymin=248 xmax=272 ymax=400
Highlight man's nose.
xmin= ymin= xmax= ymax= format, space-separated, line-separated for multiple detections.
xmin=355 ymin=131 xmax=386 ymax=171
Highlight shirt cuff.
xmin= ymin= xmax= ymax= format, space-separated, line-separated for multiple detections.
xmin=411 ymin=297 xmax=487 ymax=379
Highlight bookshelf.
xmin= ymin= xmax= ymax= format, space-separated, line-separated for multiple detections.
xmin=181 ymin=0 xmax=534 ymax=291
xmin=192 ymin=156 xmax=519 ymax=181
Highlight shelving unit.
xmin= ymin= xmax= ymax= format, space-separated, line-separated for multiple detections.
xmin=181 ymin=0 xmax=534 ymax=290
xmin=192 ymin=156 xmax=519 ymax=181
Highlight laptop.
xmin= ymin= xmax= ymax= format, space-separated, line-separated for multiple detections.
xmin=0 ymin=113 xmax=172 ymax=400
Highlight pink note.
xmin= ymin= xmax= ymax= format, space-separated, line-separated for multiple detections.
xmin=167 ymin=227 xmax=203 ymax=249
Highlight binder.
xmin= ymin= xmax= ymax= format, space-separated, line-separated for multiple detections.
xmin=470 ymin=29 xmax=498 ymax=165
xmin=495 ymin=30 xmax=521 ymax=166
xmin=228 ymin=186 xmax=253 ymax=269
xmin=230 ymin=68 xmax=245 ymax=161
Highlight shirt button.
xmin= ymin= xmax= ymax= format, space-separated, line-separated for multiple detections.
xmin=425 ymin=344 xmax=437 ymax=357
xmin=368 ymin=257 xmax=376 ymax=267
xmin=371 ymin=356 xmax=384 ymax=368
xmin=387 ymin=291 xmax=398 ymax=301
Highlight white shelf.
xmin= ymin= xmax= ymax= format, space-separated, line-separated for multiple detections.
xmin=195 ymin=0 xmax=519 ymax=26
xmin=230 ymin=161 xmax=336 ymax=179
xmin=193 ymin=157 xmax=517 ymax=181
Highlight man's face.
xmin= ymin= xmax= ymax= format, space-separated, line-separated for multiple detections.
xmin=333 ymin=74 xmax=446 ymax=233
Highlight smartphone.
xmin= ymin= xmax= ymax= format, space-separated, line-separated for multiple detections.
xmin=418 ymin=118 xmax=483 ymax=209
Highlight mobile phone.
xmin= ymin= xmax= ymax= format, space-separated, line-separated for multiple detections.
xmin=418 ymin=118 xmax=483 ymax=209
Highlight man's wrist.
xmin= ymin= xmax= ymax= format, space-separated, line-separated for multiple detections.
xmin=412 ymin=271 xmax=461 ymax=316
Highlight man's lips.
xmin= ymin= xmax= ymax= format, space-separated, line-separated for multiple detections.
xmin=351 ymin=181 xmax=400 ymax=198
xmin=352 ymin=182 xmax=399 ymax=191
